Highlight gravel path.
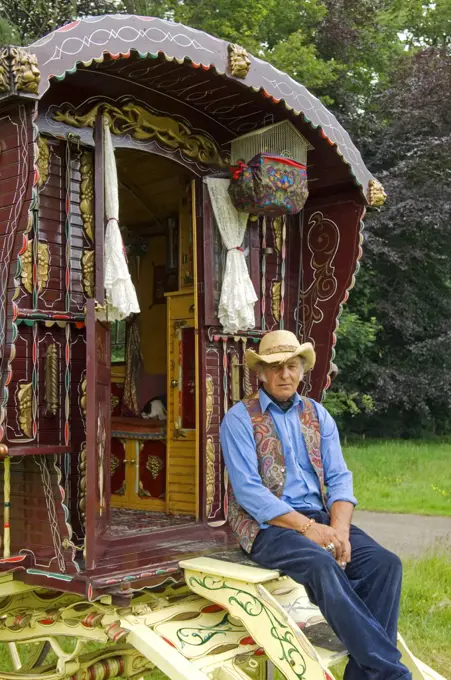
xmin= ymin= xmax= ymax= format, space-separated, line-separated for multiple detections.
xmin=353 ymin=510 xmax=451 ymax=558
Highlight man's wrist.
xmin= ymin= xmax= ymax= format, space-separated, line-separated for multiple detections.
xmin=297 ymin=518 xmax=316 ymax=535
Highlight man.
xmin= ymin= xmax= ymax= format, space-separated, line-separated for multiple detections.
xmin=220 ymin=330 xmax=411 ymax=680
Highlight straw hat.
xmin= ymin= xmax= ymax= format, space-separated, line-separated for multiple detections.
xmin=245 ymin=330 xmax=316 ymax=372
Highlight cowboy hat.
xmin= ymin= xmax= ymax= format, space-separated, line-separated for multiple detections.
xmin=245 ymin=330 xmax=316 ymax=372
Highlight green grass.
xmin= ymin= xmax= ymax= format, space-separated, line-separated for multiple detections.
xmin=399 ymin=552 xmax=451 ymax=676
xmin=343 ymin=440 xmax=451 ymax=515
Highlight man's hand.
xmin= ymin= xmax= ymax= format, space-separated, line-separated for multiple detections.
xmin=329 ymin=523 xmax=351 ymax=565
xmin=304 ymin=522 xmax=346 ymax=563
xmin=329 ymin=501 xmax=354 ymax=565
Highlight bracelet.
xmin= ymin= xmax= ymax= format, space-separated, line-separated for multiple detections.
xmin=298 ymin=518 xmax=315 ymax=535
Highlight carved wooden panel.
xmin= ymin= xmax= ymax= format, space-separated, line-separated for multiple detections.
xmin=36 ymin=139 xmax=93 ymax=314
xmin=299 ymin=194 xmax=366 ymax=400
xmin=0 ymin=104 xmax=36 ymax=444
xmin=202 ymin=333 xmax=259 ymax=523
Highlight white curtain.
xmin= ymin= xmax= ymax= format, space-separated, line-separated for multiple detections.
xmin=206 ymin=178 xmax=257 ymax=333
xmin=100 ymin=118 xmax=140 ymax=321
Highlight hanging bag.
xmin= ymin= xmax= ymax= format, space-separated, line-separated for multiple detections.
xmin=229 ymin=153 xmax=308 ymax=216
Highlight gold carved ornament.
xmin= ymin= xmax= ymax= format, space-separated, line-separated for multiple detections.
xmin=80 ymin=376 xmax=87 ymax=418
xmin=45 ymin=343 xmax=59 ymax=416
xmin=0 ymin=48 xmax=9 ymax=93
xmin=11 ymin=48 xmax=40 ymax=94
xmin=17 ymin=382 xmax=33 ymax=438
xmin=228 ymin=43 xmax=251 ymax=79
xmin=82 ymin=250 xmax=95 ymax=299
xmin=53 ymin=101 xmax=229 ymax=168
xmin=38 ymin=242 xmax=49 ymax=292
xmin=80 ymin=151 xmax=94 ymax=241
xmin=206 ymin=437 xmax=215 ymax=516
xmin=271 ymin=281 xmax=282 ymax=322
xmin=37 ymin=136 xmax=50 ymax=189
xmin=205 ymin=376 xmax=214 ymax=432
xmin=272 ymin=217 xmax=282 ymax=255
xmin=20 ymin=240 xmax=49 ymax=294
xmin=20 ymin=241 xmax=32 ymax=293
xmin=367 ymin=179 xmax=387 ymax=207
xmin=146 ymin=455 xmax=164 ymax=480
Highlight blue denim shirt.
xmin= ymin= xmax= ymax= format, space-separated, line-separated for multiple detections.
xmin=220 ymin=389 xmax=356 ymax=528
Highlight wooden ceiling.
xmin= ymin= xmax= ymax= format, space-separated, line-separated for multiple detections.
xmin=116 ymin=148 xmax=191 ymax=235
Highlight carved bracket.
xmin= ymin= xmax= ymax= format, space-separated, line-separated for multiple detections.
xmin=367 ymin=178 xmax=387 ymax=207
xmin=17 ymin=382 xmax=33 ymax=438
xmin=228 ymin=43 xmax=251 ymax=79
xmin=0 ymin=46 xmax=40 ymax=98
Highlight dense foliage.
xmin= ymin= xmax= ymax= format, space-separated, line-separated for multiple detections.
xmin=0 ymin=0 xmax=450 ymax=437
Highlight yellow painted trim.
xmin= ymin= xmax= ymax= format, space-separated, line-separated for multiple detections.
xmin=180 ymin=557 xmax=280 ymax=583
xmin=126 ymin=623 xmax=211 ymax=680
xmin=192 ymin=179 xmax=200 ymax=521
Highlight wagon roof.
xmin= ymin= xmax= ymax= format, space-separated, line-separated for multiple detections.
xmin=28 ymin=14 xmax=375 ymax=197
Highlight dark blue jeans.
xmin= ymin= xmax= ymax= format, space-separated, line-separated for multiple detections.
xmin=250 ymin=510 xmax=411 ymax=680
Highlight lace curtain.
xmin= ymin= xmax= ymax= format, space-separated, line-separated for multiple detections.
xmin=100 ymin=117 xmax=140 ymax=321
xmin=206 ymin=178 xmax=257 ymax=333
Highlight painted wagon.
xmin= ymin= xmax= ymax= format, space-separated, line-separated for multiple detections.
xmin=0 ymin=13 xmax=442 ymax=680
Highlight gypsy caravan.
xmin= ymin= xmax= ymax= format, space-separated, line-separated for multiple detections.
xmin=0 ymin=14 xmax=439 ymax=680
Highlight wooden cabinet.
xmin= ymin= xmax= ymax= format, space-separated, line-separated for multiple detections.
xmin=110 ymin=417 xmax=166 ymax=511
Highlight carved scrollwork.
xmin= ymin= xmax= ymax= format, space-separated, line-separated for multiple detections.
xmin=80 ymin=151 xmax=94 ymax=241
xmin=206 ymin=437 xmax=215 ymax=516
xmin=206 ymin=376 xmax=214 ymax=432
xmin=0 ymin=48 xmax=10 ymax=93
xmin=20 ymin=240 xmax=49 ymax=293
xmin=53 ymin=101 xmax=229 ymax=168
xmin=11 ymin=48 xmax=40 ymax=94
xmin=367 ymin=179 xmax=387 ymax=207
xmin=82 ymin=249 xmax=95 ymax=299
xmin=17 ymin=382 xmax=33 ymax=438
xmin=37 ymin=136 xmax=50 ymax=189
xmin=38 ymin=242 xmax=49 ymax=292
xmin=80 ymin=376 xmax=87 ymax=418
xmin=272 ymin=217 xmax=282 ymax=254
xmin=228 ymin=43 xmax=251 ymax=79
xmin=21 ymin=240 xmax=33 ymax=293
xmin=45 ymin=344 xmax=59 ymax=416
xmin=271 ymin=281 xmax=282 ymax=322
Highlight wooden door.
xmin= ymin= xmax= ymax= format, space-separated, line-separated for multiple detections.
xmin=166 ymin=290 xmax=197 ymax=516
xmin=85 ymin=299 xmax=111 ymax=569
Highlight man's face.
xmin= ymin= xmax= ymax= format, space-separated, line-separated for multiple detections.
xmin=261 ymin=357 xmax=303 ymax=401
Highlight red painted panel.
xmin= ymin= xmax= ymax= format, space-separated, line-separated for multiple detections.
xmin=299 ymin=194 xmax=365 ymax=400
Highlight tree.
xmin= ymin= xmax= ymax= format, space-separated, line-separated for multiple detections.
xmin=331 ymin=46 xmax=451 ymax=437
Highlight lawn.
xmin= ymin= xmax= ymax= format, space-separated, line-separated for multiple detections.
xmin=343 ymin=440 xmax=451 ymax=515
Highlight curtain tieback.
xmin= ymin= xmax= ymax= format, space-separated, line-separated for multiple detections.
xmin=228 ymin=246 xmax=244 ymax=252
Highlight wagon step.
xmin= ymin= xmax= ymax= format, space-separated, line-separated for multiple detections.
xmin=180 ymin=556 xmax=447 ymax=680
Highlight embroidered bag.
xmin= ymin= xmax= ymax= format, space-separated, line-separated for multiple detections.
xmin=229 ymin=154 xmax=309 ymax=217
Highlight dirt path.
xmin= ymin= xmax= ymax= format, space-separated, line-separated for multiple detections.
xmin=353 ymin=510 xmax=451 ymax=558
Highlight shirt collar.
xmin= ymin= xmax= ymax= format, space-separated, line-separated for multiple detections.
xmin=258 ymin=388 xmax=301 ymax=413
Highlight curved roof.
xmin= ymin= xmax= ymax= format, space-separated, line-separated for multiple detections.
xmin=29 ymin=14 xmax=374 ymax=195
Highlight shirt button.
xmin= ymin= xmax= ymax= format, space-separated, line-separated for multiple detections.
xmin=281 ymin=467 xmax=286 ymax=473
